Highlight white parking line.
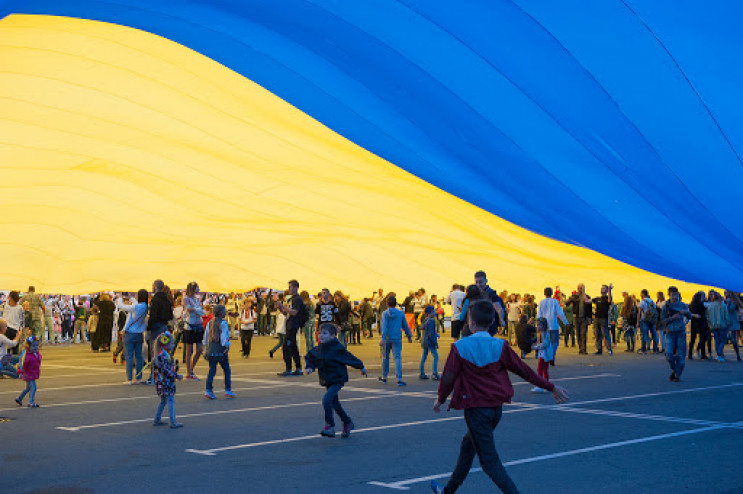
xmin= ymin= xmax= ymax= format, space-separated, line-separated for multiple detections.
xmin=367 ymin=425 xmax=726 ymax=490
xmin=56 ymin=392 xmax=431 ymax=432
xmin=0 ymin=383 xmax=298 ymax=413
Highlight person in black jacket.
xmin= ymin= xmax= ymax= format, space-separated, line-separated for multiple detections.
xmin=305 ymin=323 xmax=367 ymax=438
xmin=146 ymin=280 xmax=174 ymax=385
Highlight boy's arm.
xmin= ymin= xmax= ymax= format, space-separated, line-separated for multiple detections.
xmin=434 ymin=344 xmax=463 ymax=410
xmin=501 ymin=343 xmax=553 ymax=391
xmin=304 ymin=348 xmax=317 ymax=372
xmin=338 ymin=348 xmax=365 ymax=370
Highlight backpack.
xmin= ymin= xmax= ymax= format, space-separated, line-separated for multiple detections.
xmin=296 ymin=303 xmax=310 ymax=328
xmin=644 ymin=300 xmax=658 ymax=324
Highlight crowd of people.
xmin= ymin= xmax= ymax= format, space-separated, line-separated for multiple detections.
xmin=1 ymin=272 xmax=742 ymax=492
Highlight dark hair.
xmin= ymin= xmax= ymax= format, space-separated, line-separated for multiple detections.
xmin=319 ymin=323 xmax=338 ymax=336
xmin=544 ymin=287 xmax=553 ymax=297
xmin=464 ymin=284 xmax=481 ymax=302
xmin=9 ymin=291 xmax=20 ymax=303
xmin=186 ymin=282 xmax=198 ymax=297
xmin=210 ymin=305 xmax=227 ymax=343
xmin=469 ymin=300 xmax=495 ymax=328
xmin=153 ymin=279 xmax=164 ymax=292
xmin=28 ymin=286 xmax=35 ymax=293
xmin=288 ymin=279 xmax=299 ymax=289
xmin=137 ymin=289 xmax=149 ymax=304
xmin=474 ymin=270 xmax=487 ymax=279
xmin=641 ymin=289 xmax=649 ymax=298
xmin=387 ymin=296 xmax=397 ymax=307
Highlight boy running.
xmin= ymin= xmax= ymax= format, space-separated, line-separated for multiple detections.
xmin=431 ymin=300 xmax=569 ymax=494
xmin=306 ymin=323 xmax=367 ymax=438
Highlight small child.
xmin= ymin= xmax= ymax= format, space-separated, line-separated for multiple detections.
xmin=203 ymin=305 xmax=235 ymax=400
xmin=419 ymin=306 xmax=440 ymax=380
xmin=15 ymin=336 xmax=42 ymax=407
xmin=515 ymin=314 xmax=537 ymax=359
xmin=152 ymin=331 xmax=184 ymax=428
xmin=531 ymin=317 xmax=554 ymax=393
xmin=305 ymin=323 xmax=367 ymax=438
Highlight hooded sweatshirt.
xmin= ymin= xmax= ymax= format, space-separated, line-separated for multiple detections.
xmin=662 ymin=300 xmax=691 ymax=332
xmin=305 ymin=339 xmax=364 ymax=387
xmin=381 ymin=307 xmax=412 ymax=342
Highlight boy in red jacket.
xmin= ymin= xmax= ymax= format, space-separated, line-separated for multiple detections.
xmin=431 ymin=300 xmax=569 ymax=494
xmin=15 ymin=336 xmax=42 ymax=407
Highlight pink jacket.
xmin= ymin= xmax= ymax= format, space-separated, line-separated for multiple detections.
xmin=20 ymin=351 xmax=41 ymax=381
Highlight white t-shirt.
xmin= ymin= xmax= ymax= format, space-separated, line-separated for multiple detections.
xmin=1 ymin=333 xmax=19 ymax=358
xmin=1 ymin=304 xmax=24 ymax=330
xmin=445 ymin=290 xmax=466 ymax=319
xmin=507 ymin=302 xmax=521 ymax=322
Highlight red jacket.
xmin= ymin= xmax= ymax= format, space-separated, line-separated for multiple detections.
xmin=438 ymin=332 xmax=553 ymax=409
xmin=20 ymin=351 xmax=41 ymax=381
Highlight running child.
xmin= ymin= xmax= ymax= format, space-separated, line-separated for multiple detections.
xmin=203 ymin=305 xmax=235 ymax=399
xmin=419 ymin=306 xmax=440 ymax=380
xmin=15 ymin=336 xmax=42 ymax=407
xmin=531 ymin=317 xmax=554 ymax=393
xmin=152 ymin=331 xmax=183 ymax=428
xmin=305 ymin=323 xmax=367 ymax=438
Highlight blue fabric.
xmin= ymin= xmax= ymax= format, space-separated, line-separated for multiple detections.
xmin=4 ymin=0 xmax=743 ymax=288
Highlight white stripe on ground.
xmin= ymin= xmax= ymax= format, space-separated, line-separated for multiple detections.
xmin=185 ymin=417 xmax=467 ymax=456
xmin=56 ymin=393 xmax=431 ymax=432
xmin=182 ymin=381 xmax=743 ymax=456
xmin=367 ymin=425 xmax=727 ymax=490
xmin=41 ymin=364 xmax=121 ymax=373
xmin=0 ymin=384 xmax=298 ymax=412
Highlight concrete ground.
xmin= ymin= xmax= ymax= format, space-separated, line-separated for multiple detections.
xmin=1 ymin=332 xmax=743 ymax=494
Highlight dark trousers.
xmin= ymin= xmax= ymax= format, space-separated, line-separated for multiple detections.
xmin=451 ymin=319 xmax=464 ymax=340
xmin=322 ymin=383 xmax=351 ymax=427
xmin=444 ymin=406 xmax=519 ymax=494
xmin=362 ymin=319 xmax=373 ymax=337
xmin=350 ymin=324 xmax=361 ymax=344
xmin=575 ymin=317 xmax=590 ymax=353
xmin=240 ymin=330 xmax=253 ymax=356
xmin=283 ymin=330 xmax=302 ymax=371
xmin=257 ymin=314 xmax=267 ymax=335
xmin=562 ymin=323 xmax=575 ymax=347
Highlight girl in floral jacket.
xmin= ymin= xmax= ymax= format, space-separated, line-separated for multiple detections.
xmin=153 ymin=332 xmax=183 ymax=428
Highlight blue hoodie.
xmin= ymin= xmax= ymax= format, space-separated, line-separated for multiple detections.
xmin=381 ymin=307 xmax=412 ymax=342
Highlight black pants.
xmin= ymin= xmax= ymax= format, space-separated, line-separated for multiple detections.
xmin=451 ymin=319 xmax=464 ymax=340
xmin=444 ymin=406 xmax=519 ymax=494
xmin=690 ymin=326 xmax=709 ymax=358
xmin=282 ymin=330 xmax=302 ymax=371
xmin=240 ymin=329 xmax=253 ymax=357
xmin=575 ymin=317 xmax=590 ymax=353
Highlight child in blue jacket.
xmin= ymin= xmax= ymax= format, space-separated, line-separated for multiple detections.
xmin=306 ymin=323 xmax=367 ymax=438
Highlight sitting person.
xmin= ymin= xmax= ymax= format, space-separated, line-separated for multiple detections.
xmin=1 ymin=319 xmax=23 ymax=378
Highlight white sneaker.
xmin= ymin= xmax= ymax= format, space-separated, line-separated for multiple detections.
xmin=530 ymin=387 xmax=543 ymax=393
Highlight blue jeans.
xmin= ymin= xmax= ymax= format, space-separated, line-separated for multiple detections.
xmin=322 ymin=383 xmax=351 ymax=427
xmin=155 ymin=395 xmax=177 ymax=424
xmin=206 ymin=355 xmax=232 ymax=392
xmin=640 ymin=321 xmax=658 ymax=352
xmin=594 ymin=318 xmax=611 ymax=352
xmin=445 ymin=407 xmax=518 ymax=494
xmin=382 ymin=340 xmax=403 ymax=381
xmin=624 ymin=326 xmax=636 ymax=351
xmin=123 ymin=332 xmax=144 ymax=382
xmin=665 ymin=331 xmax=686 ymax=377
xmin=549 ymin=330 xmax=560 ymax=357
xmin=17 ymin=380 xmax=37 ymax=404
xmin=420 ymin=347 xmax=439 ymax=376
xmin=713 ymin=328 xmax=729 ymax=357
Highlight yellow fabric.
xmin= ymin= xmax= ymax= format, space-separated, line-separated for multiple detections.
xmin=0 ymin=14 xmax=711 ymax=297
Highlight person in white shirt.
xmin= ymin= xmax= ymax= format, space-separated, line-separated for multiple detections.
xmin=0 ymin=291 xmax=25 ymax=355
xmin=537 ymin=287 xmax=568 ymax=363
xmin=444 ymin=285 xmax=466 ymax=340
xmin=1 ymin=318 xmax=23 ymax=377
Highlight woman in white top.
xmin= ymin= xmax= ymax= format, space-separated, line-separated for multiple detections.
xmin=506 ymin=294 xmax=522 ymax=344
xmin=1 ymin=319 xmax=23 ymax=377
xmin=239 ymin=298 xmax=257 ymax=358
xmin=268 ymin=293 xmax=286 ymax=359
xmin=0 ymin=291 xmax=24 ymax=355
xmin=183 ymin=282 xmax=205 ymax=380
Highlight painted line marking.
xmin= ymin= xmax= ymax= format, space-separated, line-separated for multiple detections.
xmin=55 ymin=393 xmax=429 ymax=432
xmin=367 ymin=425 xmax=727 ymax=490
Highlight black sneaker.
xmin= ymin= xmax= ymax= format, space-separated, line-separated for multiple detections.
xmin=419 ymin=375 xmax=430 ymax=380
xmin=14 ymin=398 xmax=22 ymax=406
xmin=593 ymin=351 xmax=603 ymax=355
xmin=291 ymin=370 xmax=303 ymax=376
xmin=277 ymin=371 xmax=293 ymax=377
xmin=378 ymin=377 xmax=387 ymax=384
